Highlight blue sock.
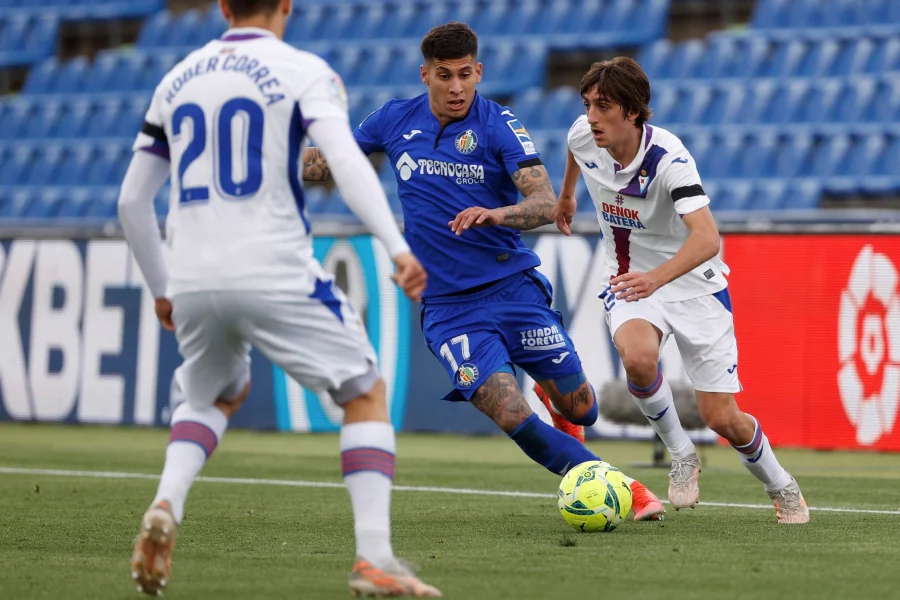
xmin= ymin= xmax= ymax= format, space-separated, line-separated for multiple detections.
xmin=509 ymin=414 xmax=598 ymax=476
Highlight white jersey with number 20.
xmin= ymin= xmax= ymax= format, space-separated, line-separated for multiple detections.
xmin=132 ymin=28 xmax=348 ymax=296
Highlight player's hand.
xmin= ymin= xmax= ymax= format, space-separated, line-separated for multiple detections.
xmin=553 ymin=193 xmax=577 ymax=236
xmin=610 ymin=271 xmax=663 ymax=302
xmin=448 ymin=206 xmax=502 ymax=235
xmin=391 ymin=252 xmax=427 ymax=303
xmin=155 ymin=297 xmax=176 ymax=332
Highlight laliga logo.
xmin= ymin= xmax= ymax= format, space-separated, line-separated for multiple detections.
xmin=837 ymin=245 xmax=900 ymax=446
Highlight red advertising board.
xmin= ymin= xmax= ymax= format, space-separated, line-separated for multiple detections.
xmin=724 ymin=235 xmax=900 ymax=451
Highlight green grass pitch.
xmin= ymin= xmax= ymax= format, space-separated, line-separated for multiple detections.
xmin=1 ymin=422 xmax=899 ymax=599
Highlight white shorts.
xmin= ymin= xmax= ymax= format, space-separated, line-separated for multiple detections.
xmin=171 ymin=280 xmax=378 ymax=408
xmin=601 ymin=287 xmax=741 ymax=393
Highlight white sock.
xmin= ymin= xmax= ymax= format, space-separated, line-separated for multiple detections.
xmin=153 ymin=402 xmax=228 ymax=523
xmin=340 ymin=421 xmax=396 ymax=569
xmin=732 ymin=416 xmax=792 ymax=493
xmin=629 ymin=373 xmax=696 ymax=460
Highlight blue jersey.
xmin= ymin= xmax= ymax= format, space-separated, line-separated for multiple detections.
xmin=354 ymin=93 xmax=542 ymax=298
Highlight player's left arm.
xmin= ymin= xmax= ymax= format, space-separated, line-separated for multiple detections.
xmin=611 ymin=150 xmax=720 ymax=302
xmin=449 ymin=162 xmax=555 ymax=233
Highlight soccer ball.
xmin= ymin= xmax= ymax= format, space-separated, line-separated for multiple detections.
xmin=558 ymin=461 xmax=633 ymax=532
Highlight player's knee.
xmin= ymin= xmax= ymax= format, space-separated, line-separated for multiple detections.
xmin=620 ymin=350 xmax=658 ymax=387
xmin=698 ymin=395 xmax=741 ymax=439
xmin=341 ymin=366 xmax=389 ymax=423
xmin=212 ymin=368 xmax=251 ymax=419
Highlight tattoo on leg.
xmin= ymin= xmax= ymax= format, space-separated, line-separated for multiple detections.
xmin=471 ymin=372 xmax=533 ymax=433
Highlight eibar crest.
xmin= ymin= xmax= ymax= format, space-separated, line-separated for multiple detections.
xmin=638 ymin=169 xmax=650 ymax=194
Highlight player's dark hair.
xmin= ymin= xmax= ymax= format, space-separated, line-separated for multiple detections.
xmin=225 ymin=0 xmax=281 ymax=19
xmin=580 ymin=57 xmax=652 ymax=127
xmin=420 ymin=22 xmax=479 ymax=62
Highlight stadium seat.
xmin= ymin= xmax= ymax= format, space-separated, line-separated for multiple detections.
xmin=57 ymin=144 xmax=96 ymax=186
xmin=748 ymin=180 xmax=788 ymax=211
xmin=0 ymin=14 xmax=59 ymax=68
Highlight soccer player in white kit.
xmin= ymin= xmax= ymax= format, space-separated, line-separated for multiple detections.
xmin=117 ymin=0 xmax=442 ymax=595
xmin=555 ymin=57 xmax=809 ymax=524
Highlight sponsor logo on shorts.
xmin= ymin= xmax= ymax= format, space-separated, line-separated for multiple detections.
xmin=457 ymin=363 xmax=479 ymax=387
xmin=520 ymin=326 xmax=567 ymax=351
xmin=704 ymin=268 xmax=715 ymax=280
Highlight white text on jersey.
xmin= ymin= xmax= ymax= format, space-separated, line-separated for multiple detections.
xmin=164 ymin=54 xmax=285 ymax=106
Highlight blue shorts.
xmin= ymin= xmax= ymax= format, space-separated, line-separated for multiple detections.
xmin=421 ymin=268 xmax=583 ymax=402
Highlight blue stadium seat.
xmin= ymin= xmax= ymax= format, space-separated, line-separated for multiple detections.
xmin=664 ymin=40 xmax=705 ymax=80
xmin=829 ymin=134 xmax=884 ymax=194
xmin=711 ymin=180 xmax=754 ymax=211
xmin=832 ymin=78 xmax=877 ymax=123
xmin=54 ymin=187 xmax=91 ymax=218
xmin=83 ymin=187 xmax=119 ymax=219
xmin=865 ymin=37 xmax=900 ymax=74
xmin=0 ymin=100 xmax=32 ymax=140
xmin=85 ymin=97 xmax=125 ymax=139
xmin=0 ymin=146 xmax=36 ymax=186
xmin=734 ymin=133 xmax=777 ymax=179
xmin=54 ymin=56 xmax=91 ymax=94
xmin=28 ymin=187 xmax=64 ymax=218
xmin=862 ymin=133 xmax=900 ymax=194
xmin=136 ymin=10 xmax=171 ymax=47
xmin=755 ymin=39 xmax=807 ymax=78
xmin=21 ymin=99 xmax=63 ymax=139
xmin=751 ymin=0 xmax=789 ymax=29
xmin=57 ymin=144 xmax=96 ymax=186
xmin=168 ymin=9 xmax=205 ymax=48
xmin=768 ymin=133 xmax=814 ymax=179
xmin=509 ymin=88 xmax=544 ymax=128
xmin=201 ymin=6 xmax=227 ymax=41
xmin=784 ymin=180 xmax=821 ymax=209
xmin=795 ymin=79 xmax=843 ymax=124
xmin=759 ymin=80 xmax=808 ymax=124
xmin=751 ymin=180 xmax=789 ymax=211
xmin=699 ymin=84 xmax=745 ymax=125
xmin=54 ymin=100 xmax=94 ymax=139
xmin=0 ymin=14 xmax=58 ymax=68
xmin=638 ymin=39 xmax=673 ymax=80
xmin=648 ymin=84 xmax=678 ymax=124
xmin=798 ymin=134 xmax=851 ymax=179
xmin=866 ymin=78 xmax=900 ymax=123
xmin=704 ymin=133 xmax=743 ymax=179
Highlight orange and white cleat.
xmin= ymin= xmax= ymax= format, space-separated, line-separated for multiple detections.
xmin=630 ymin=480 xmax=666 ymax=521
xmin=767 ymin=477 xmax=810 ymax=524
xmin=349 ymin=558 xmax=442 ymax=597
xmin=131 ymin=500 xmax=177 ymax=596
xmin=668 ymin=453 xmax=702 ymax=509
xmin=533 ymin=382 xmax=585 ymax=444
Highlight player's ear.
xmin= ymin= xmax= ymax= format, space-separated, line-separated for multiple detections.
xmin=475 ymin=61 xmax=483 ymax=83
xmin=280 ymin=0 xmax=291 ymax=16
xmin=420 ymin=64 xmax=429 ymax=86
xmin=218 ymin=0 xmax=232 ymax=23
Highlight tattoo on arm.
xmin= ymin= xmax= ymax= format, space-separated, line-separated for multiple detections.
xmin=470 ymin=372 xmax=534 ymax=433
xmin=302 ymin=148 xmax=331 ymax=182
xmin=502 ymin=165 xmax=556 ymax=230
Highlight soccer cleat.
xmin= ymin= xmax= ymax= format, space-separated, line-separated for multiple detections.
xmin=668 ymin=453 xmax=701 ymax=509
xmin=533 ymin=382 xmax=585 ymax=444
xmin=767 ymin=477 xmax=810 ymax=524
xmin=131 ymin=500 xmax=177 ymax=596
xmin=630 ymin=480 xmax=666 ymax=521
xmin=349 ymin=558 xmax=442 ymax=597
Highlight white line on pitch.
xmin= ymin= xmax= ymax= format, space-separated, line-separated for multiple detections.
xmin=1 ymin=466 xmax=898 ymax=516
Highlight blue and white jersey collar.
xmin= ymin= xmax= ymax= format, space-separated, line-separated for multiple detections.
xmin=220 ymin=27 xmax=277 ymax=42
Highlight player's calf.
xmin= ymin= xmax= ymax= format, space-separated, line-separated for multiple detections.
xmin=472 ymin=370 xmax=597 ymax=476
xmin=696 ymin=391 xmax=800 ymax=515
xmin=535 ymin=373 xmax=598 ymax=426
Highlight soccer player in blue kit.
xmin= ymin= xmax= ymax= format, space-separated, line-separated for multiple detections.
xmin=303 ymin=22 xmax=663 ymax=520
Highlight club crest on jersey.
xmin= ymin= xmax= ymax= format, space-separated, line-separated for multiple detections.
xmin=457 ymin=363 xmax=479 ymax=387
xmin=455 ymin=130 xmax=478 ymax=154
xmin=638 ymin=169 xmax=651 ymax=195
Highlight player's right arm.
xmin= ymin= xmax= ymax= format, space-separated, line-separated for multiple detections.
xmin=297 ymin=78 xmax=425 ymax=300
xmin=301 ymin=104 xmax=386 ymax=182
xmin=118 ymin=85 xmax=175 ymax=331
xmin=553 ymin=148 xmax=581 ymax=236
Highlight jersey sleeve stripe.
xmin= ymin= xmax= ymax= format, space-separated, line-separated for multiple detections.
xmin=671 ymin=184 xmax=705 ymax=202
xmin=516 ymin=157 xmax=543 ymax=169
xmin=138 ymin=144 xmax=170 ymax=161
